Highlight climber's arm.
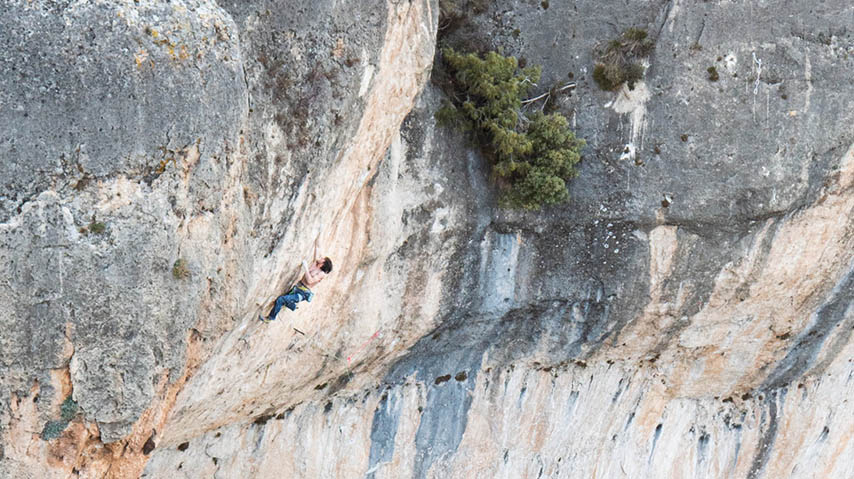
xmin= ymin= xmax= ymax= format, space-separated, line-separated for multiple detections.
xmin=313 ymin=237 xmax=322 ymax=262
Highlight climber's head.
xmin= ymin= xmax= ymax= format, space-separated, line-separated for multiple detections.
xmin=319 ymin=257 xmax=333 ymax=274
xmin=305 ymin=258 xmax=333 ymax=286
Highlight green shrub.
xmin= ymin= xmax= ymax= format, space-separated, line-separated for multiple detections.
xmin=88 ymin=221 xmax=106 ymax=235
xmin=172 ymin=258 xmax=190 ymax=279
xmin=592 ymin=63 xmax=619 ymax=91
xmin=593 ymin=28 xmax=654 ymax=91
xmin=707 ymin=66 xmax=719 ymax=82
xmin=437 ymin=48 xmax=584 ymax=210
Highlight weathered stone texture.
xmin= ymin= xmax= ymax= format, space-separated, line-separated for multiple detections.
xmin=143 ymin=0 xmax=853 ymax=477
xmin=1 ymin=0 xmax=248 ymax=451
xmin=0 ymin=0 xmax=245 ymax=223
xmin=2 ymin=0 xmax=439 ymax=476
xmin=3 ymin=0 xmax=854 ymax=477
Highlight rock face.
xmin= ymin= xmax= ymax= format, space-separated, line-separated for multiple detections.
xmin=1 ymin=2 xmax=248 ymax=475
xmin=1 ymin=0 xmax=437 ymax=476
xmin=2 ymin=0 xmax=853 ymax=478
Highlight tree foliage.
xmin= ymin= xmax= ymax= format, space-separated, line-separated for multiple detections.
xmin=437 ymin=48 xmax=584 ymax=210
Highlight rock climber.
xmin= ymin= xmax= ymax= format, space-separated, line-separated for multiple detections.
xmin=259 ymin=239 xmax=332 ymax=322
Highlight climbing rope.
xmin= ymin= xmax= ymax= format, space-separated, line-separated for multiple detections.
xmin=284 ymin=324 xmax=383 ymax=367
xmin=347 ymin=329 xmax=381 ymax=365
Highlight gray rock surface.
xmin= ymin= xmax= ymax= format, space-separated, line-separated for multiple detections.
xmin=1 ymin=0 xmax=247 ymax=444
xmin=2 ymin=0 xmax=854 ymax=477
xmin=2 ymin=0 xmax=437 ymax=475
xmin=144 ymin=1 xmax=852 ymax=476
xmin=423 ymin=0 xmax=854 ymax=365
xmin=0 ymin=0 xmax=244 ymax=223
xmin=451 ymin=0 xmax=851 ymax=223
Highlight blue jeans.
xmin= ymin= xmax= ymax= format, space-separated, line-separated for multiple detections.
xmin=266 ymin=283 xmax=313 ymax=321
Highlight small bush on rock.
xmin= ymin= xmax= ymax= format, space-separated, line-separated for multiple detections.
xmin=707 ymin=66 xmax=719 ymax=82
xmin=88 ymin=221 xmax=106 ymax=235
xmin=437 ymin=48 xmax=584 ymax=210
xmin=438 ymin=0 xmax=490 ymax=34
xmin=172 ymin=258 xmax=190 ymax=279
xmin=593 ymin=28 xmax=654 ymax=91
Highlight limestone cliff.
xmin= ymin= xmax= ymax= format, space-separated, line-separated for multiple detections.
xmin=1 ymin=0 xmax=853 ymax=478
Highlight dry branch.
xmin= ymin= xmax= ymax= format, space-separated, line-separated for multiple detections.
xmin=521 ymin=82 xmax=577 ymax=105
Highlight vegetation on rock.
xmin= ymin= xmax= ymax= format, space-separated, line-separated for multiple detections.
xmin=438 ymin=0 xmax=490 ymax=33
xmin=88 ymin=221 xmax=107 ymax=235
xmin=436 ymin=48 xmax=584 ymax=210
xmin=592 ymin=28 xmax=654 ymax=91
xmin=172 ymin=258 xmax=190 ymax=279
xmin=707 ymin=66 xmax=720 ymax=82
